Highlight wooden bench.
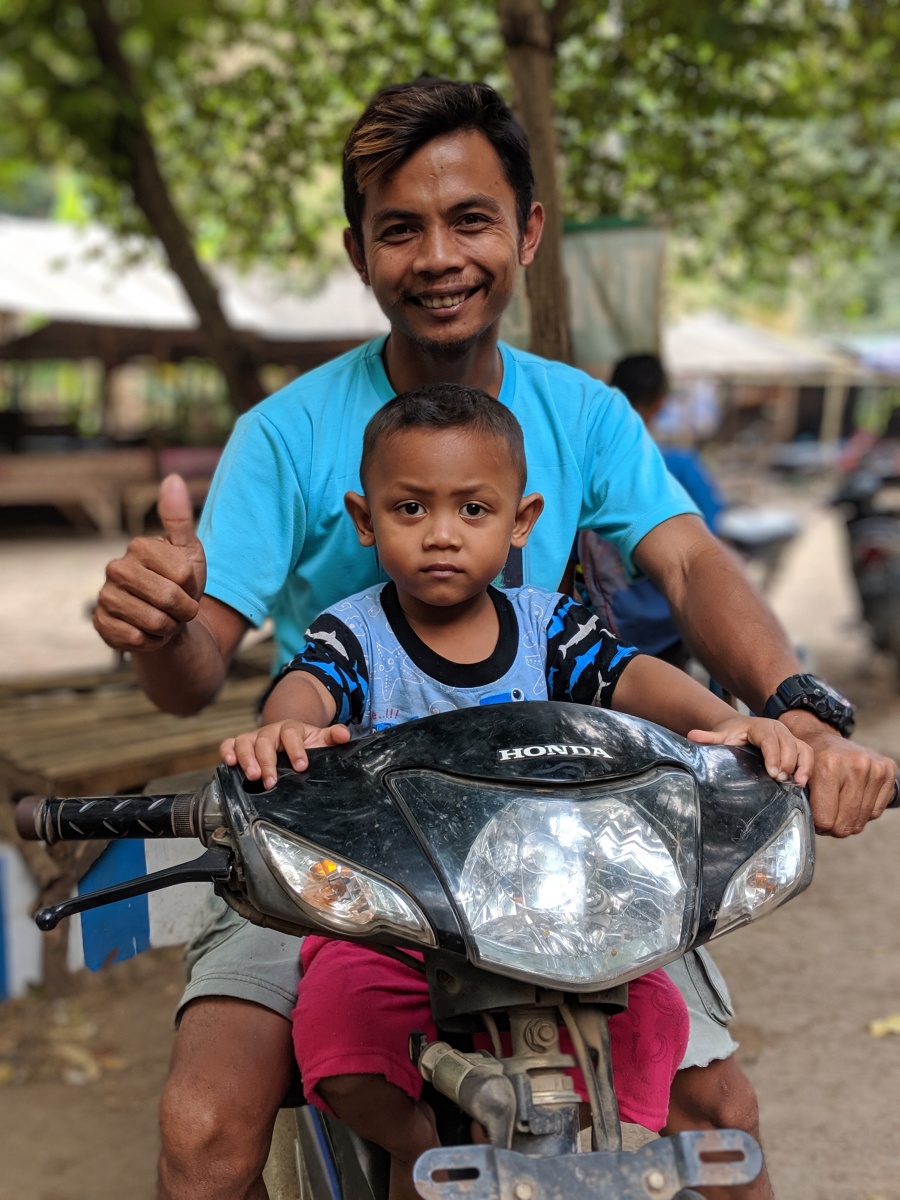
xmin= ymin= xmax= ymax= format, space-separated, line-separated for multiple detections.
xmin=0 ymin=448 xmax=157 ymax=536
xmin=120 ymin=445 xmax=222 ymax=536
xmin=0 ymin=670 xmax=266 ymax=992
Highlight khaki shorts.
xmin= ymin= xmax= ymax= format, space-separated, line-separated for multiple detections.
xmin=178 ymin=894 xmax=738 ymax=1070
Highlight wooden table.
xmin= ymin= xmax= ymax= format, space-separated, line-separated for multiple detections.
xmin=0 ymin=671 xmax=265 ymax=992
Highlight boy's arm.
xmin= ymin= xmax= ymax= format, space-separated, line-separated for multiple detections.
xmin=221 ymin=671 xmax=347 ymax=789
xmin=610 ymin=653 xmax=813 ymax=785
xmin=634 ymin=513 xmax=897 ymax=835
xmin=261 ymin=670 xmax=337 ymax=726
xmin=610 ymin=653 xmax=735 ymax=735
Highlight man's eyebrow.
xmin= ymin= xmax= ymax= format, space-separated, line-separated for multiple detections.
xmin=370 ymin=194 xmax=504 ymax=227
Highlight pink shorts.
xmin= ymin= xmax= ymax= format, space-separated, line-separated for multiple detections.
xmin=293 ymin=937 xmax=689 ymax=1132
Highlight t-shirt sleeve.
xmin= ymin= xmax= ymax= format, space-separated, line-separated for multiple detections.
xmin=545 ymin=594 xmax=639 ymax=708
xmin=580 ymin=386 xmax=701 ymax=577
xmin=282 ymin=612 xmax=370 ymax=726
xmin=198 ymin=410 xmax=308 ymax=628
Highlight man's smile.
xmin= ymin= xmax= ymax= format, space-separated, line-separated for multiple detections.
xmin=414 ymin=284 xmax=482 ymax=311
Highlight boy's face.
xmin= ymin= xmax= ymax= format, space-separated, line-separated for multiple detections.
xmin=344 ymin=130 xmax=543 ymax=357
xmin=345 ymin=427 xmax=542 ymax=611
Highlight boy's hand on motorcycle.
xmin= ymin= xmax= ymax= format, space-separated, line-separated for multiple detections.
xmin=93 ymin=475 xmax=208 ymax=652
xmin=220 ymin=720 xmax=351 ymax=789
xmin=688 ymin=716 xmax=813 ymax=787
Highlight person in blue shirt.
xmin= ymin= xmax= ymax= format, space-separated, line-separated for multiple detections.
xmin=90 ymin=79 xmax=895 ymax=1200
xmin=578 ymin=354 xmax=726 ymax=666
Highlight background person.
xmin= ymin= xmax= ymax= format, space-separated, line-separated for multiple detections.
xmin=577 ymin=353 xmax=725 ymax=667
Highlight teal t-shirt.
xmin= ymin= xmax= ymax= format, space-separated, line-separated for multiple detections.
xmin=199 ymin=337 xmax=698 ymax=671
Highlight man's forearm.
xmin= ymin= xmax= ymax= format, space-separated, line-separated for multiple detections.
xmin=131 ymin=618 xmax=230 ymax=715
xmin=638 ymin=519 xmax=801 ymax=712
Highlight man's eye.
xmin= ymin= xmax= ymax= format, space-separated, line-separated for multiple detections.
xmin=459 ymin=213 xmax=489 ymax=228
xmin=399 ymin=502 xmax=425 ymax=516
xmin=462 ymin=502 xmax=488 ymax=518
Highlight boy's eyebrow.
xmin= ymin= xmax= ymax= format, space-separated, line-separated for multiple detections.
xmin=387 ymin=478 xmax=507 ymax=497
xmin=370 ymin=194 xmax=504 ymax=227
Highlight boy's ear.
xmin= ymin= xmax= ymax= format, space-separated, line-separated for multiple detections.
xmin=344 ymin=491 xmax=376 ymax=546
xmin=510 ymin=492 xmax=544 ymax=548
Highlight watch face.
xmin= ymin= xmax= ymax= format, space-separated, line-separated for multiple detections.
xmin=772 ymin=674 xmax=855 ymax=736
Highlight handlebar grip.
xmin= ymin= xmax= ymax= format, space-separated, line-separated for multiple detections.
xmin=17 ymin=793 xmax=204 ymax=844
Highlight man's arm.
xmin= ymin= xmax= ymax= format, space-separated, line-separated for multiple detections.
xmin=634 ymin=513 xmax=897 ymax=836
xmin=93 ymin=476 xmax=250 ymax=715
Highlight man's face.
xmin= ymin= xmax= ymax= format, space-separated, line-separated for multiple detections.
xmin=346 ymin=130 xmax=542 ymax=357
xmin=345 ymin=426 xmax=542 ymax=613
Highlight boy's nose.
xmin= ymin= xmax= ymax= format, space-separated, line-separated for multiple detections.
xmin=423 ymin=516 xmax=461 ymax=548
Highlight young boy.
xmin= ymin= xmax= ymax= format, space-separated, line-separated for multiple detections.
xmin=221 ymin=383 xmax=811 ymax=1200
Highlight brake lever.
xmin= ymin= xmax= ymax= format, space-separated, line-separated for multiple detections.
xmin=35 ymin=845 xmax=232 ymax=931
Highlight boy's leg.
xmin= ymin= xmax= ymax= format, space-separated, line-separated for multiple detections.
xmin=158 ymin=896 xmax=301 ymax=1200
xmin=665 ymin=1057 xmax=773 ymax=1200
xmin=318 ymin=1074 xmax=440 ymax=1200
xmin=663 ymin=949 xmax=774 ymax=1200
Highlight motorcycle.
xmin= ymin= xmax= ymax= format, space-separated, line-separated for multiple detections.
xmin=15 ymin=701 xmax=854 ymax=1200
xmin=832 ymin=447 xmax=900 ymax=674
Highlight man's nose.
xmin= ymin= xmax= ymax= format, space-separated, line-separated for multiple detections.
xmin=414 ymin=223 xmax=464 ymax=275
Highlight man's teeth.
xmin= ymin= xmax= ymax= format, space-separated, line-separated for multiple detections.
xmin=421 ymin=293 xmax=466 ymax=309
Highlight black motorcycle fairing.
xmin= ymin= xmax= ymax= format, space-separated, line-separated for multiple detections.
xmin=217 ymin=703 xmax=811 ymax=964
xmin=690 ymin=744 xmax=813 ymax=942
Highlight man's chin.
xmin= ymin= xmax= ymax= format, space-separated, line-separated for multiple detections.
xmin=409 ymin=328 xmax=485 ymax=360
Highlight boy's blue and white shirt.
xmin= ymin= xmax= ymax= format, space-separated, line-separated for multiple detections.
xmin=283 ymin=583 xmax=638 ymax=735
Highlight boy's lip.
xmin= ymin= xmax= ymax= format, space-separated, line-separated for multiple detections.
xmin=422 ymin=562 xmax=463 ymax=575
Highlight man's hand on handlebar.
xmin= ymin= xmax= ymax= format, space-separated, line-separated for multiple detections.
xmin=779 ymin=709 xmax=898 ymax=837
xmin=93 ymin=475 xmax=207 ymax=653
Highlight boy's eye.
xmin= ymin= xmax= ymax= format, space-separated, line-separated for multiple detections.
xmin=461 ymin=502 xmax=488 ymax=518
xmin=398 ymin=502 xmax=425 ymax=516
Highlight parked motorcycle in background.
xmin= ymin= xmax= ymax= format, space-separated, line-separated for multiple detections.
xmin=833 ymin=438 xmax=900 ymax=677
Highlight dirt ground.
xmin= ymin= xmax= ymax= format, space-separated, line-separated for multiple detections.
xmin=1 ymin=480 xmax=900 ymax=1200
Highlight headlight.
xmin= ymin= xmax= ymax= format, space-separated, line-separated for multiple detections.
xmin=392 ymin=767 xmax=699 ymax=989
xmin=710 ymin=809 xmax=813 ymax=939
xmin=254 ymin=822 xmax=436 ymax=946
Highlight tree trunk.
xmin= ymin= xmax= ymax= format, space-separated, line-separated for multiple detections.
xmin=81 ymin=0 xmax=264 ymax=414
xmin=497 ymin=0 xmax=572 ymax=364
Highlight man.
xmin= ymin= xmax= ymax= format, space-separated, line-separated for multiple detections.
xmin=94 ymin=79 xmax=896 ymax=1200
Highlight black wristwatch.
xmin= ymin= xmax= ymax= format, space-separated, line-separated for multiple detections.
xmin=762 ymin=673 xmax=855 ymax=738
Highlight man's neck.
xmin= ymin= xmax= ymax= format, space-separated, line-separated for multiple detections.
xmin=383 ymin=329 xmax=505 ymax=398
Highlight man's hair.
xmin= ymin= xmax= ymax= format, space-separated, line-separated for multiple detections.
xmin=361 ymin=383 xmax=527 ymax=494
xmin=343 ymin=78 xmax=534 ymax=248
xmin=609 ymin=354 xmax=669 ymax=411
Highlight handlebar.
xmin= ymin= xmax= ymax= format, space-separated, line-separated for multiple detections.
xmin=14 ymin=773 xmax=900 ymax=849
xmin=15 ymin=790 xmax=218 ymax=845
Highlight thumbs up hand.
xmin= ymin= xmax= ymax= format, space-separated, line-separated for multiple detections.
xmin=94 ymin=474 xmax=210 ymax=652
xmin=156 ymin=474 xmax=207 ymax=599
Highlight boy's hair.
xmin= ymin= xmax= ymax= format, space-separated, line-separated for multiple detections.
xmin=610 ymin=354 xmax=669 ymax=412
xmin=361 ymin=383 xmax=527 ymax=494
xmin=343 ymin=78 xmax=534 ymax=249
